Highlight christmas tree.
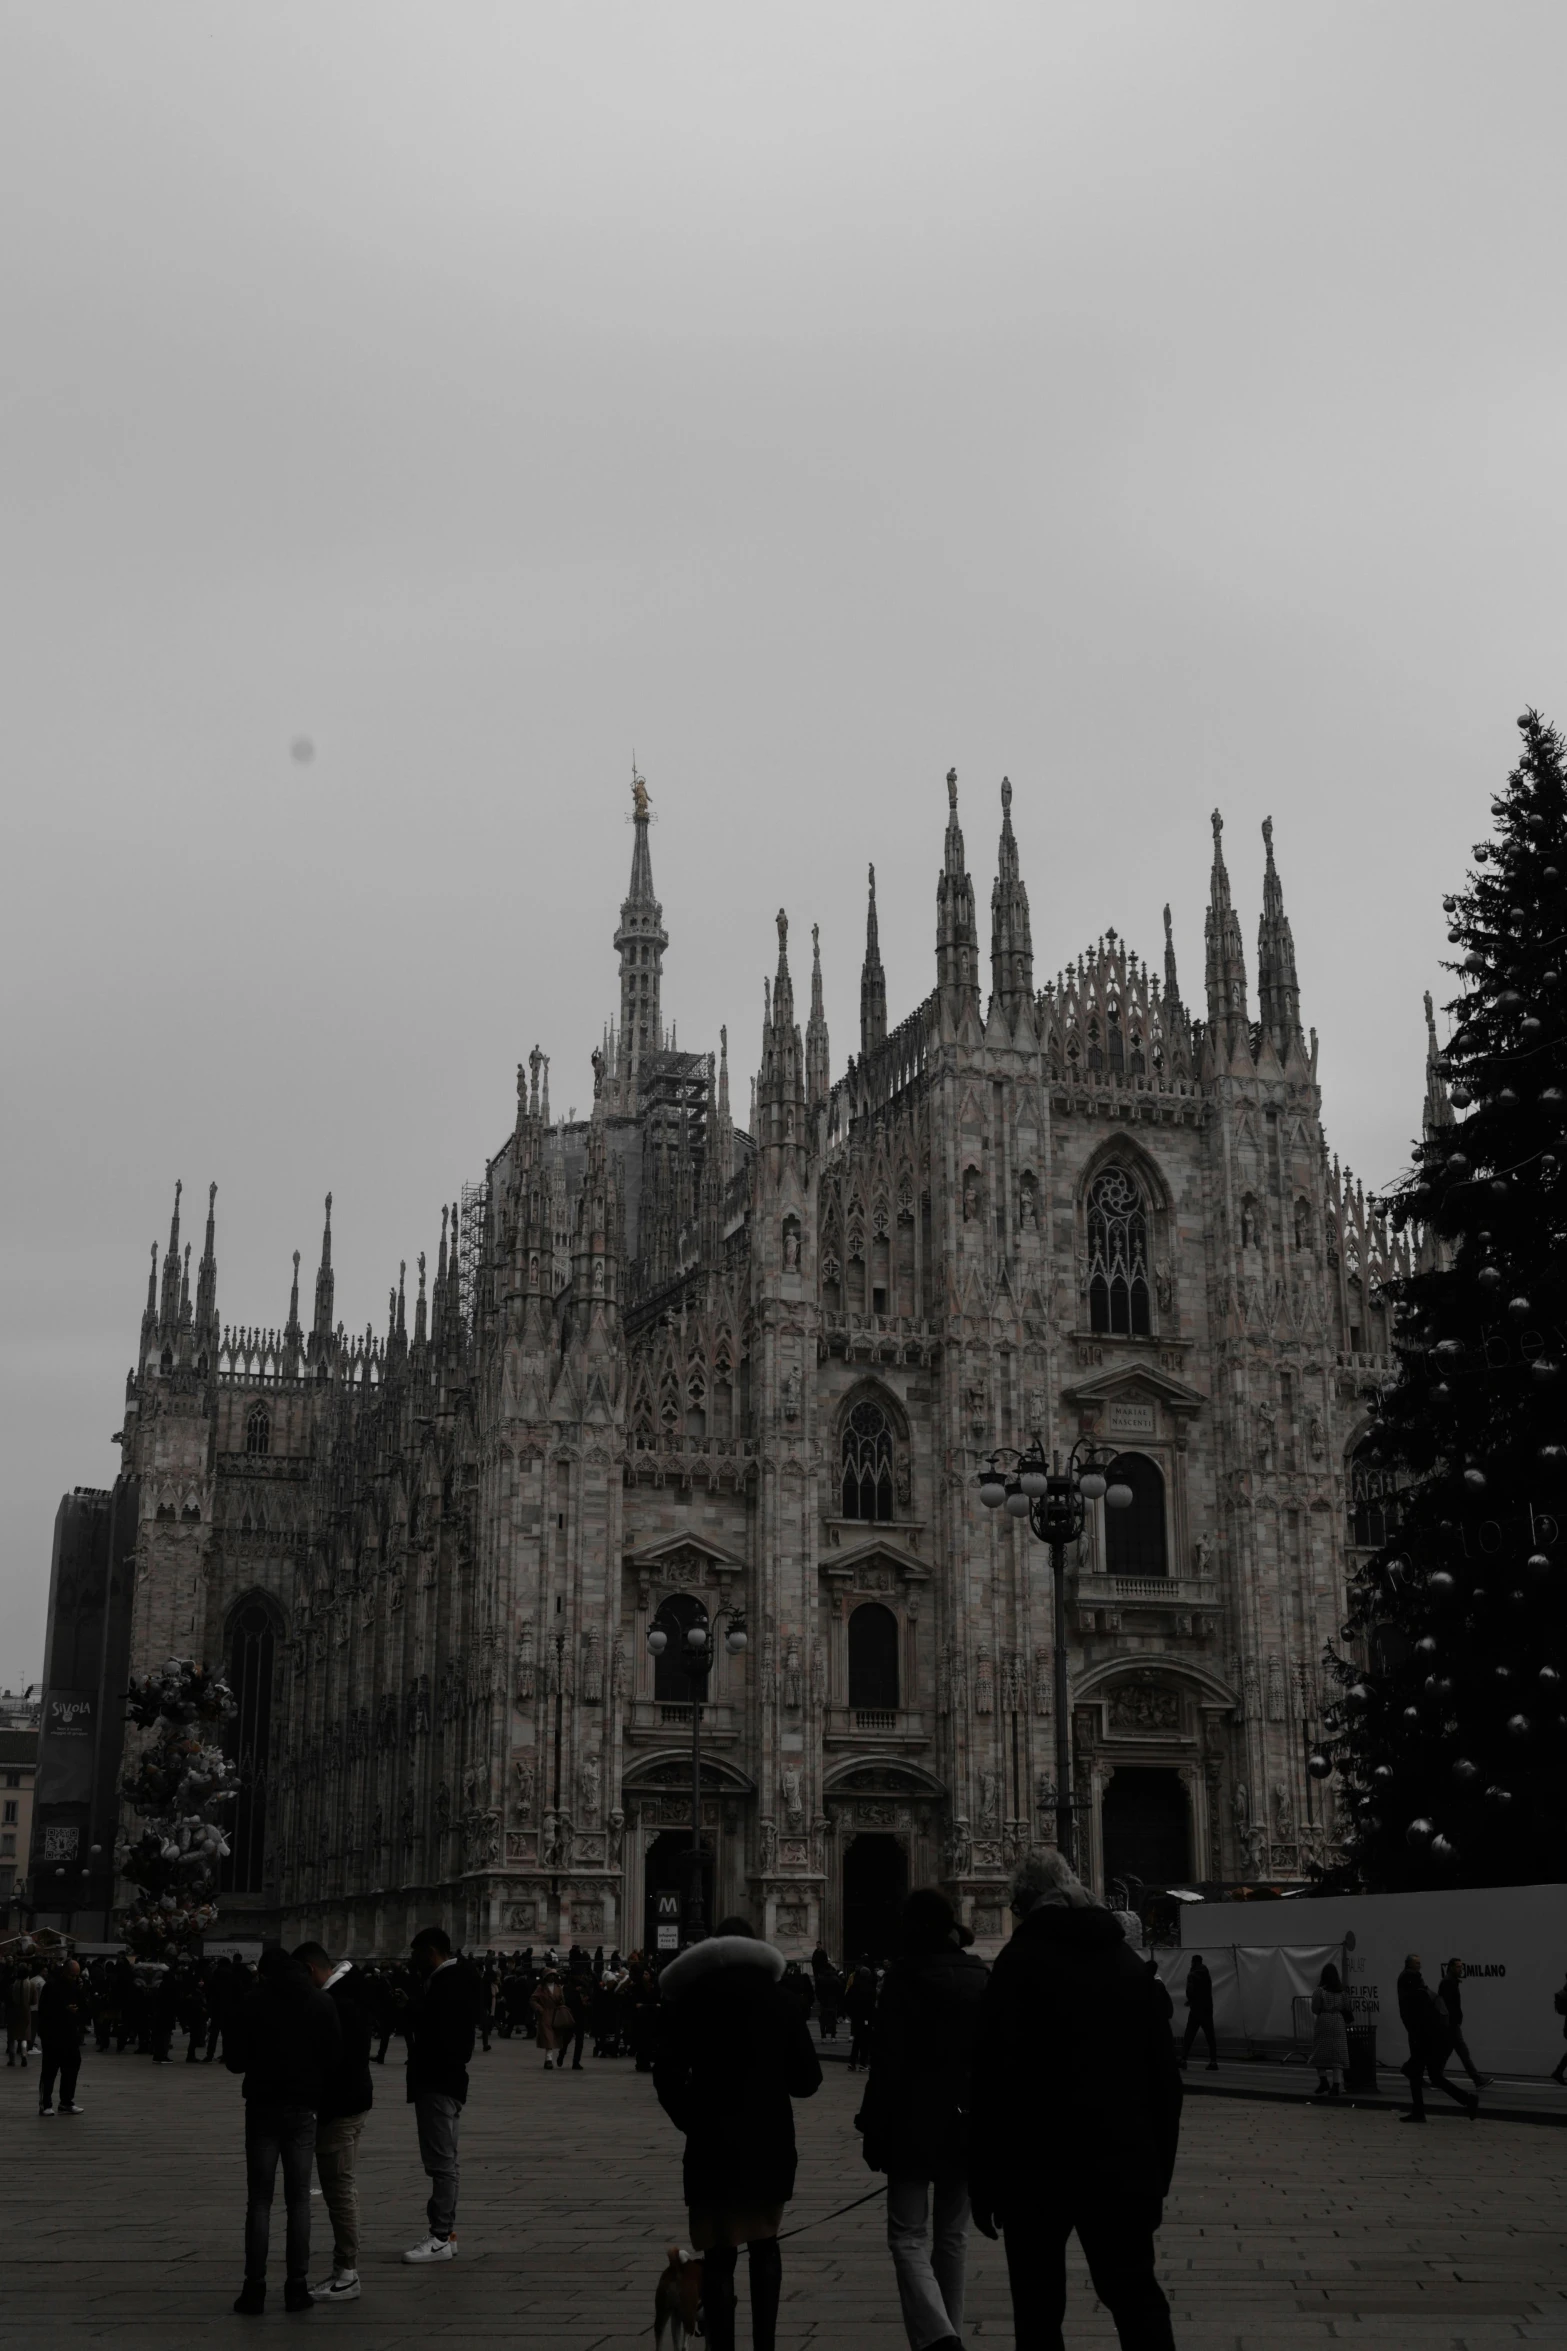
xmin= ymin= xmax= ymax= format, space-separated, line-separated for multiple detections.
xmin=117 ymin=1657 xmax=241 ymax=1954
xmin=1331 ymin=710 xmax=1567 ymax=1888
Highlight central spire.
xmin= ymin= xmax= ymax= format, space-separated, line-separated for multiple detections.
xmin=936 ymin=767 xmax=979 ymax=1006
xmin=860 ymin=863 xmax=887 ymax=1056
xmin=989 ymin=774 xmax=1033 ymax=1019
xmin=1203 ymin=809 xmax=1249 ymax=1045
xmin=614 ymin=759 xmax=668 ymax=1092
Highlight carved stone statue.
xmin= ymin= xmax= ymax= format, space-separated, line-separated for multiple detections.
xmin=1019 ymin=1183 xmax=1038 ymax=1232
xmin=580 ymin=1752 xmax=601 ymax=1825
xmin=781 ymin=1765 xmax=805 ymax=1829
xmin=977 ymin=1769 xmax=999 ymax=1829
xmin=1155 ymin=1259 xmax=1174 ymax=1314
xmin=783 ymin=1222 xmax=800 ymax=1271
xmin=1272 ymin=1781 xmax=1295 ymax=1842
xmin=784 ymin=1638 xmax=802 ymax=1710
xmin=607 ymin=1808 xmax=624 ymax=1867
xmin=513 ymin=1755 xmax=534 ymax=1818
xmin=962 ymin=1171 xmax=980 ymax=1222
xmin=759 ymin=1815 xmax=778 ymax=1874
xmin=1309 ymin=1412 xmax=1326 ymax=1463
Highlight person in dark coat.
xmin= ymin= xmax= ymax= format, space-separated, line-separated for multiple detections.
xmin=856 ymin=1890 xmax=988 ymax=2351
xmin=37 ymin=1960 xmax=86 ymax=2116
xmin=1397 ymin=1953 xmax=1477 ymax=2121
xmin=845 ymin=1955 xmax=879 ymax=2071
xmin=401 ymin=1926 xmax=476 ymax=2262
xmin=294 ymin=1943 xmax=374 ymax=2303
xmin=970 ymin=1854 xmax=1182 ymax=2351
xmin=1180 ymin=1953 xmax=1218 ymax=2070
xmin=1552 ymin=1963 xmax=1567 ymax=2084
xmin=1438 ymin=1959 xmax=1490 ymax=2089
xmin=224 ymin=1944 xmax=343 ymax=2314
xmin=654 ymin=1918 xmax=822 ymax=2351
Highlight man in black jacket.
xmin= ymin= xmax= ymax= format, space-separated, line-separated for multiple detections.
xmin=1397 ymin=1953 xmax=1478 ymax=2121
xmin=970 ymin=1855 xmax=1182 ymax=2351
xmin=37 ymin=1960 xmax=86 ymax=2116
xmin=857 ymin=1890 xmax=988 ymax=2351
xmin=401 ymin=1926 xmax=475 ymax=2264
xmin=294 ymin=1943 xmax=374 ymax=2303
xmin=224 ymin=1944 xmax=343 ymax=2314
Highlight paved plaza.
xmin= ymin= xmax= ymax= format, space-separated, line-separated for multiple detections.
xmin=3 ymin=2035 xmax=1566 ymax=2350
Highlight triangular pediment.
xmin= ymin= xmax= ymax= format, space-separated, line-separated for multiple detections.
xmin=822 ymin=1534 xmax=930 ymax=1582
xmin=624 ymin=1530 xmax=748 ymax=1575
xmin=1061 ymin=1360 xmax=1207 ymax=1412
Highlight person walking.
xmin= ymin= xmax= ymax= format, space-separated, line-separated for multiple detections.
xmin=845 ymin=1956 xmax=878 ymax=2072
xmin=1397 ymin=1953 xmax=1477 ymax=2122
xmin=1551 ymin=1964 xmax=1567 ymax=2084
xmin=856 ymin=1891 xmax=987 ymax=2351
xmin=6 ymin=1960 xmax=38 ymax=2068
xmin=402 ymin=1926 xmax=476 ymax=2263
xmin=654 ymin=1917 xmax=822 ymax=2351
xmin=1179 ymin=1954 xmax=1218 ymax=2071
xmin=532 ymin=1969 xmax=569 ymax=2068
xmin=293 ymin=1942 xmax=374 ymax=2305
xmin=1308 ymin=1963 xmax=1351 ymax=2100
xmin=1438 ymin=1960 xmax=1490 ymax=2089
xmin=970 ymin=1853 xmax=1183 ymax=2351
xmin=224 ymin=1943 xmax=343 ymax=2315
xmin=37 ymin=1959 xmax=86 ymax=2116
xmin=562 ymin=1960 xmax=591 ymax=2070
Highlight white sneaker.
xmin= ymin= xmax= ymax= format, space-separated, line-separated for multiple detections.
xmin=402 ymin=2236 xmax=458 ymax=2264
xmin=310 ymin=2271 xmax=361 ymax=2302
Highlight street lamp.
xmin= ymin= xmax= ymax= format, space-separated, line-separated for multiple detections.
xmin=647 ymin=1601 xmax=748 ymax=1944
xmin=978 ymin=1437 xmax=1131 ymax=1868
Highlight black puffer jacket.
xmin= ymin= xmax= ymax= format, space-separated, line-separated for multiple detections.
xmin=654 ymin=1937 xmax=822 ymax=2213
xmin=405 ymin=1962 xmax=477 ymax=2104
xmin=970 ymin=1906 xmax=1181 ymax=2222
xmin=319 ymin=1964 xmax=375 ymax=2120
xmin=856 ymin=1946 xmax=989 ymax=2180
xmin=225 ymin=1958 xmax=342 ymax=2109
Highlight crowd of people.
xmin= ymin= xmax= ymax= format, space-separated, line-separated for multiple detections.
xmin=7 ymin=1897 xmax=1562 ymax=2349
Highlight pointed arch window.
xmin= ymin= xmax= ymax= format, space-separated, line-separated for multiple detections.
xmin=1104 ymin=1452 xmax=1167 ymax=1575
xmin=245 ymin=1404 xmax=271 ymax=1457
xmin=1087 ymin=1169 xmax=1151 ymax=1336
xmin=848 ymin=1601 xmax=900 ymax=1709
xmin=842 ymin=1399 xmax=895 ymax=1522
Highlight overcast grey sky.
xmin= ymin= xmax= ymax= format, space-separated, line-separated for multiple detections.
xmin=4 ymin=2 xmax=1565 ymax=1682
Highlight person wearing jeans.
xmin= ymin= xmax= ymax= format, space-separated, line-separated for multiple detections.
xmin=855 ymin=1890 xmax=988 ymax=2351
xmin=294 ymin=1942 xmax=375 ymax=2304
xmin=224 ymin=1946 xmax=342 ymax=2315
xmin=402 ymin=1926 xmax=476 ymax=2263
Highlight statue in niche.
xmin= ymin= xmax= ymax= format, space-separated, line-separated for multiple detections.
xmin=759 ymin=1816 xmax=778 ymax=1875
xmin=962 ymin=1171 xmax=980 ymax=1223
xmin=784 ymin=1638 xmax=803 ymax=1710
xmin=781 ymin=1765 xmax=805 ymax=1829
xmin=1272 ymin=1782 xmax=1295 ymax=1842
xmin=435 ymin=1780 xmax=452 ymax=1831
xmin=782 ymin=1362 xmax=802 ymax=1421
xmin=1019 ymin=1182 xmax=1038 ymax=1233
xmin=580 ymin=1752 xmax=601 ymax=1825
xmin=783 ymin=1220 xmax=800 ymax=1271
xmin=513 ymin=1755 xmax=534 ymax=1818
xmin=977 ymin=1769 xmax=999 ymax=1829
xmin=607 ymin=1808 xmax=624 ymax=1867
xmin=1240 ymin=1198 xmax=1259 ymax=1248
xmin=1308 ymin=1412 xmax=1326 ymax=1464
xmin=1192 ymin=1535 xmax=1212 ymax=1577
xmin=1155 ymin=1259 xmax=1174 ymax=1315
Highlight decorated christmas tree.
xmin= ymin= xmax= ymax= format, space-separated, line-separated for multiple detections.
xmin=117 ymin=1657 xmax=241 ymax=1953
xmin=1331 ymin=709 xmax=1567 ymax=1888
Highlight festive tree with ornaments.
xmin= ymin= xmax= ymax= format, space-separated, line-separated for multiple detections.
xmin=1329 ymin=710 xmax=1567 ymax=1888
xmin=117 ymin=1657 xmax=241 ymax=1953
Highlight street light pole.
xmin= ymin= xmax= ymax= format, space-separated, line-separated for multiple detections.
xmin=647 ymin=1601 xmax=748 ymax=1945
xmin=978 ymin=1438 xmax=1132 ymax=1873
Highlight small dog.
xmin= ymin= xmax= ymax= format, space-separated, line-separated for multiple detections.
xmin=653 ymin=2244 xmax=704 ymax=2349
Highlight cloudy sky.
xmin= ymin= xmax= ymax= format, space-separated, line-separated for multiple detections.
xmin=4 ymin=2 xmax=1565 ymax=1681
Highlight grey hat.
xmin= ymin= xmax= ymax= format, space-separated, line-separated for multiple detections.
xmin=1011 ymin=1851 xmax=1095 ymax=1914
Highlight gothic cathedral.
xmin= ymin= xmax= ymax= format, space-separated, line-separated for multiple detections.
xmin=80 ymin=770 xmax=1442 ymax=1954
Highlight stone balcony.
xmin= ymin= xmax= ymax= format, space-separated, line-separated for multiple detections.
xmin=1075 ymin=1576 xmax=1221 ymax=1637
xmin=624 ymin=1698 xmax=740 ymax=1746
xmin=822 ymin=1704 xmax=930 ymax=1752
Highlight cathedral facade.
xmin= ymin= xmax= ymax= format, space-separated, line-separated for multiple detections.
xmin=64 ymin=771 xmax=1439 ymax=1956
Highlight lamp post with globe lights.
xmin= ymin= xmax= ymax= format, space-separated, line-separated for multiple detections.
xmin=978 ymin=1438 xmax=1132 ymax=1870
xmin=646 ymin=1599 xmax=748 ymax=1944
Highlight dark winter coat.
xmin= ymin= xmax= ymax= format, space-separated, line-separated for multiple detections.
xmin=969 ymin=1906 xmax=1182 ymax=2224
xmin=225 ymin=1960 xmax=342 ymax=2109
xmin=653 ymin=1936 xmax=822 ymax=2214
xmin=1183 ymin=1959 xmax=1214 ymax=2020
xmin=319 ymin=1964 xmax=375 ymax=2120
xmin=405 ymin=1960 xmax=477 ymax=2104
xmin=856 ymin=1945 xmax=989 ymax=2181
xmin=37 ymin=1972 xmax=84 ymax=2044
xmin=1397 ymin=1967 xmax=1452 ymax=2057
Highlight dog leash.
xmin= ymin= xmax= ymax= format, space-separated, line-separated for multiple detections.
xmin=777 ymin=2185 xmax=884 ymax=2240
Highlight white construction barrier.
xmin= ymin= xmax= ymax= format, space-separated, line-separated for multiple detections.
xmin=1168 ymin=1883 xmax=1567 ymax=2076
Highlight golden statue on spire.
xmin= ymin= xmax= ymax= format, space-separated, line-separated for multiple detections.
xmin=631 ymin=755 xmax=651 ymax=819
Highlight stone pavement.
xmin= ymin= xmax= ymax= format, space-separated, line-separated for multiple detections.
xmin=3 ymin=2033 xmax=1566 ymax=2349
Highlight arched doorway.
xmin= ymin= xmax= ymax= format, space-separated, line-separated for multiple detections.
xmin=643 ymin=1828 xmax=713 ymax=1955
xmin=842 ymin=1832 xmax=907 ymax=1963
xmin=1100 ymin=1767 xmax=1190 ymax=1893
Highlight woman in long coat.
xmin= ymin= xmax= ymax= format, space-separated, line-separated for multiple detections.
xmin=654 ymin=1919 xmax=821 ymax=2351
xmin=1310 ymin=1961 xmax=1351 ymax=2099
xmin=531 ymin=1971 xmax=569 ymax=2068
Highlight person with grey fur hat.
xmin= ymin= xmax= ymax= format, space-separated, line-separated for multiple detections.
xmin=653 ymin=1919 xmax=822 ymax=2351
xmin=969 ymin=1853 xmax=1181 ymax=2350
